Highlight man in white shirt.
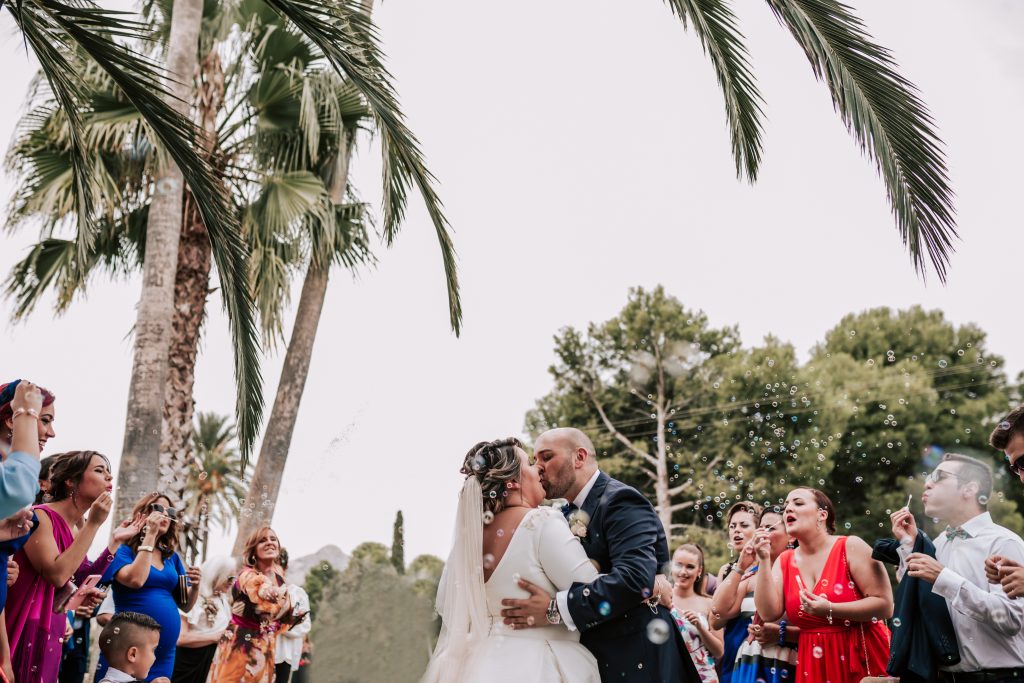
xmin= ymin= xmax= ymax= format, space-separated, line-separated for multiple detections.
xmin=891 ymin=452 xmax=1024 ymax=683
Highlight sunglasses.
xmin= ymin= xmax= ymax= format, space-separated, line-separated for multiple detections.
xmin=148 ymin=503 xmax=179 ymax=520
xmin=1006 ymin=456 xmax=1024 ymax=477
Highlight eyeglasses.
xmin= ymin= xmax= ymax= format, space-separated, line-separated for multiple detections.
xmin=925 ymin=469 xmax=967 ymax=485
xmin=148 ymin=503 xmax=179 ymax=520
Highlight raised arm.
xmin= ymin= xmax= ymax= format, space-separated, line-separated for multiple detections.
xmin=753 ymin=532 xmax=784 ymax=622
xmin=0 ymin=382 xmax=44 ymax=518
xmin=709 ymin=541 xmax=756 ymax=629
xmin=24 ymin=496 xmax=111 ymax=587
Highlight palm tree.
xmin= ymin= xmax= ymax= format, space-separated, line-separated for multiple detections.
xmin=4 ymin=0 xmax=462 ymax=523
xmin=181 ymin=412 xmax=251 ymax=563
xmin=4 ymin=0 xmax=261 ymax=524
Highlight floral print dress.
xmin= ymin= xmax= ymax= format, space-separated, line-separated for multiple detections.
xmin=671 ymin=608 xmax=719 ymax=683
xmin=206 ymin=568 xmax=291 ymax=683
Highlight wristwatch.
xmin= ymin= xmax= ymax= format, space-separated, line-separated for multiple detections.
xmin=546 ymin=598 xmax=562 ymax=625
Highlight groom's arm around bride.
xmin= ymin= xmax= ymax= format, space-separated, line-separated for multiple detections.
xmin=501 ymin=428 xmax=700 ymax=682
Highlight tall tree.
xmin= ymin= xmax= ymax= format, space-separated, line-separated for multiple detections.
xmin=526 ymin=286 xmax=741 ymax=533
xmin=233 ymin=0 xmax=458 ymax=551
xmin=391 ymin=510 xmax=405 ymax=575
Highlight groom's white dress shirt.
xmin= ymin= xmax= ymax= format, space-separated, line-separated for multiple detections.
xmin=556 ymin=468 xmax=601 ymax=631
xmin=897 ymin=511 xmax=1024 ymax=672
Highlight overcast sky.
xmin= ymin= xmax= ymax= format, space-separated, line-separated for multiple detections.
xmin=0 ymin=1 xmax=1021 ymax=565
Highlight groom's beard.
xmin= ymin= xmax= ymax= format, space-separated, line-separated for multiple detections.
xmin=541 ymin=471 xmax=572 ymax=500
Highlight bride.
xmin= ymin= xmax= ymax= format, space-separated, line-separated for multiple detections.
xmin=420 ymin=437 xmax=601 ymax=683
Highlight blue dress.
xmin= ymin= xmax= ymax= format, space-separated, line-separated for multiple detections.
xmin=96 ymin=546 xmax=186 ymax=681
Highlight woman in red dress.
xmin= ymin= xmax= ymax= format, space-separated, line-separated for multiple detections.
xmin=753 ymin=488 xmax=892 ymax=683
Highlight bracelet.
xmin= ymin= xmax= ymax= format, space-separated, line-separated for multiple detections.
xmin=827 ymin=600 xmax=833 ymax=625
xmin=138 ymin=545 xmax=155 ymax=553
xmin=778 ymin=619 xmax=787 ymax=646
xmin=11 ymin=408 xmax=38 ymax=420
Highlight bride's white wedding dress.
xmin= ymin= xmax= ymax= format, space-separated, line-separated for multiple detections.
xmin=420 ymin=482 xmax=601 ymax=683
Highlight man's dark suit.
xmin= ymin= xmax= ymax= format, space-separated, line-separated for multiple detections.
xmin=873 ymin=532 xmax=960 ymax=682
xmin=564 ymin=471 xmax=700 ymax=683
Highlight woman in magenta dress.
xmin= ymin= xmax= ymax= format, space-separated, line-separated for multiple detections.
xmin=753 ymin=488 xmax=892 ymax=683
xmin=4 ymin=451 xmax=140 ymax=682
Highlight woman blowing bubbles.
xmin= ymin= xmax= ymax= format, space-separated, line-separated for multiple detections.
xmin=753 ymin=488 xmax=892 ymax=683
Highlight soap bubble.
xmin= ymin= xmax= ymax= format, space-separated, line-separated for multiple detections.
xmin=646 ymin=620 xmax=670 ymax=645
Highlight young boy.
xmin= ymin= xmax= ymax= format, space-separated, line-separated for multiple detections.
xmin=96 ymin=611 xmax=169 ymax=683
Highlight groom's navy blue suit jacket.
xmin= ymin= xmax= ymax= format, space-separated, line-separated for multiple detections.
xmin=566 ymin=471 xmax=700 ymax=683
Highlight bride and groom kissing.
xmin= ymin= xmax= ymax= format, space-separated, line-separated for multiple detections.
xmin=420 ymin=428 xmax=702 ymax=683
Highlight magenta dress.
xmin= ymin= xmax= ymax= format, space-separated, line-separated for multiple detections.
xmin=4 ymin=505 xmax=114 ymax=683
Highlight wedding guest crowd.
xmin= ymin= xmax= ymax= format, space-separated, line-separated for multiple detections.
xmin=0 ymin=379 xmax=310 ymax=683
xmin=2 ymin=374 xmax=1024 ymax=683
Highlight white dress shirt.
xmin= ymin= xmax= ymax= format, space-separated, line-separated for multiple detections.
xmin=555 ymin=469 xmax=601 ymax=631
xmin=97 ymin=667 xmax=137 ymax=682
xmin=275 ymin=584 xmax=311 ymax=669
xmin=898 ymin=511 xmax=1024 ymax=672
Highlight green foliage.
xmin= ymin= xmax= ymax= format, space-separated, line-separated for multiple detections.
xmin=311 ymin=549 xmax=442 ymax=683
xmin=303 ymin=560 xmax=340 ymax=617
xmin=528 ymin=291 xmax=1022 ymax=547
xmin=391 ymin=510 xmax=405 ymax=575
xmin=348 ymin=542 xmax=392 ymax=570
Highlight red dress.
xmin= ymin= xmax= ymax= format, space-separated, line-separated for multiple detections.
xmin=780 ymin=537 xmax=890 ymax=683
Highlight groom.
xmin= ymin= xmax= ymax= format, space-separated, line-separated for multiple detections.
xmin=501 ymin=427 xmax=699 ymax=683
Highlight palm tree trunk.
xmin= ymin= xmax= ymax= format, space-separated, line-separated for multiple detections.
xmin=232 ymin=261 xmax=331 ymax=554
xmin=159 ymin=48 xmax=224 ymax=507
xmin=116 ymin=0 xmax=204 ymax=525
xmin=232 ymin=0 xmax=373 ymax=556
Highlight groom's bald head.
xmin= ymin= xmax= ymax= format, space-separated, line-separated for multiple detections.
xmin=534 ymin=427 xmax=598 ymax=501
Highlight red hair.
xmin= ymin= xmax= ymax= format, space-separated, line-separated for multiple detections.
xmin=0 ymin=381 xmax=55 ymax=427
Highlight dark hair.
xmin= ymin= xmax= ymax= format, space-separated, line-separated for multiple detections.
xmin=674 ymin=543 xmax=709 ymax=597
xmin=726 ymin=501 xmax=763 ymax=526
xmin=98 ymin=611 xmax=161 ymax=662
xmin=47 ymin=451 xmax=110 ymax=502
xmin=460 ymin=438 xmax=525 ymax=515
xmin=942 ymin=453 xmax=994 ymax=507
xmin=35 ymin=453 xmax=64 ymax=505
xmin=125 ymin=492 xmax=180 ymax=559
xmin=0 ymin=380 xmax=55 ymax=435
xmin=991 ymin=407 xmax=1024 ymax=451
xmin=799 ymin=488 xmax=837 ymax=534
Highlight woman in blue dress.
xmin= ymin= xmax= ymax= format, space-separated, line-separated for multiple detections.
xmin=708 ymin=502 xmax=761 ymax=683
xmin=96 ymin=493 xmax=201 ymax=681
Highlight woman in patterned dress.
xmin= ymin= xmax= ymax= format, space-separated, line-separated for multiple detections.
xmin=207 ymin=527 xmax=303 ymax=683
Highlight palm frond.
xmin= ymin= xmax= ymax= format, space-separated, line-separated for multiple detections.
xmin=766 ymin=0 xmax=957 ymax=281
xmin=12 ymin=0 xmax=267 ymax=456
xmin=260 ymin=0 xmax=462 ymax=334
xmin=663 ymin=0 xmax=764 ymax=181
xmin=6 ymin=2 xmax=97 ymax=264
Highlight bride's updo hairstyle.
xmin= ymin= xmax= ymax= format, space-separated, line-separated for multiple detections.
xmin=461 ymin=437 xmax=525 ymax=515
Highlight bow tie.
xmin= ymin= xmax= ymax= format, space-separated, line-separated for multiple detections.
xmin=561 ymin=503 xmax=578 ymax=520
xmin=944 ymin=526 xmax=970 ymax=541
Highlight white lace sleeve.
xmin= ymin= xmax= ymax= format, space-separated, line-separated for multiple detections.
xmin=536 ymin=508 xmax=600 ymax=591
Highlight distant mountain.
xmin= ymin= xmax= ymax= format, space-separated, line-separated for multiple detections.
xmin=288 ymin=544 xmax=350 ymax=586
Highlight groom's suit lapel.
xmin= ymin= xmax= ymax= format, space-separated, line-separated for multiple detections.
xmin=581 ymin=471 xmax=610 ymax=519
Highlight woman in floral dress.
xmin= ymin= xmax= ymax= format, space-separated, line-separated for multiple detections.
xmin=207 ymin=527 xmax=303 ymax=683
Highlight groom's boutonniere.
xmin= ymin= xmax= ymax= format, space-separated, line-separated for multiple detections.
xmin=568 ymin=510 xmax=590 ymax=540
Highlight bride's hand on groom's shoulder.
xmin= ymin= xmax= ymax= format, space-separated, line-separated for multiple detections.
xmin=501 ymin=578 xmax=552 ymax=630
